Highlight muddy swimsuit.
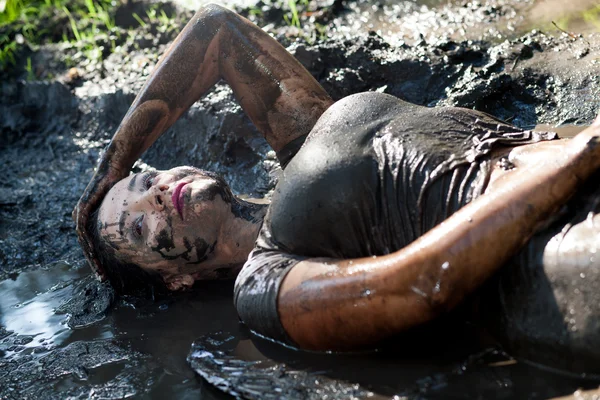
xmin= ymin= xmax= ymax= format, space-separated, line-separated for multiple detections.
xmin=235 ymin=92 xmax=600 ymax=372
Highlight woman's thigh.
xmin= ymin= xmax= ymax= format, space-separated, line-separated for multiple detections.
xmin=477 ymin=170 xmax=600 ymax=375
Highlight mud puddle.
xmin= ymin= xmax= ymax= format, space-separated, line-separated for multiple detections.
xmin=535 ymin=124 xmax=589 ymax=138
xmin=0 ymin=264 xmax=237 ymax=399
xmin=0 ymin=264 xmax=96 ymax=361
xmin=302 ymin=0 xmax=600 ymax=46
xmin=1 ymin=264 xmax=599 ymax=399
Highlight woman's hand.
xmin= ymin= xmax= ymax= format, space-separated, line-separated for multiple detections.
xmin=73 ymin=151 xmax=127 ymax=279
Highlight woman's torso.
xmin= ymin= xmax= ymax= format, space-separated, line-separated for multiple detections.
xmin=267 ymin=92 xmax=553 ymax=259
xmin=266 ymin=92 xmax=600 ymax=373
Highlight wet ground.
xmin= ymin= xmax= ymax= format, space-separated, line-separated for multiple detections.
xmin=2 ymin=263 xmax=599 ymax=399
xmin=2 ymin=0 xmax=600 ymax=398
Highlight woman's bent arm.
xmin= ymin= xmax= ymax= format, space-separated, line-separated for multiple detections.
xmin=276 ymin=120 xmax=600 ymax=351
xmin=74 ymin=4 xmax=332 ymax=278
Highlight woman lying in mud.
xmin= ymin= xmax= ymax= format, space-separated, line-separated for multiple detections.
xmin=73 ymin=4 xmax=600 ymax=358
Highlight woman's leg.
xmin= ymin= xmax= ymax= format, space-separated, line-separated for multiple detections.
xmin=74 ymin=4 xmax=333 ymax=278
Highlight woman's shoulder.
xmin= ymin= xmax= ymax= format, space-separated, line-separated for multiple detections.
xmin=316 ymin=92 xmax=417 ymax=129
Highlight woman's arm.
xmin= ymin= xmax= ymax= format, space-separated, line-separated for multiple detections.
xmin=276 ymin=119 xmax=600 ymax=351
xmin=74 ymin=4 xmax=333 ymax=278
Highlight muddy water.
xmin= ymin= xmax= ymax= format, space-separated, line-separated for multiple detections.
xmin=535 ymin=124 xmax=588 ymax=138
xmin=1 ymin=263 xmax=599 ymax=399
xmin=0 ymin=264 xmax=235 ymax=398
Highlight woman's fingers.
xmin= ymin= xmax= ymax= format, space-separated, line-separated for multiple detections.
xmin=73 ymin=203 xmax=98 ymax=276
xmin=73 ymin=168 xmax=122 ymax=280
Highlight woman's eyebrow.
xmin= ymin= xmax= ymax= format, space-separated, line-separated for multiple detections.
xmin=127 ymin=174 xmax=139 ymax=191
xmin=118 ymin=211 xmax=129 ymax=237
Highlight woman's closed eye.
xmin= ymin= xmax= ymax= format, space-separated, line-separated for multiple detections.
xmin=132 ymin=215 xmax=144 ymax=238
xmin=142 ymin=172 xmax=156 ymax=191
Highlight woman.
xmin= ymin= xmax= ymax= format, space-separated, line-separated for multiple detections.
xmin=74 ymin=4 xmax=600 ymax=363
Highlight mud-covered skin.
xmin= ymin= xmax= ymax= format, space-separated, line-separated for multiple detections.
xmin=97 ymin=166 xmax=266 ymax=288
xmin=73 ymin=3 xmax=333 ymax=280
xmin=268 ymin=93 xmax=555 ymax=258
xmin=235 ymin=92 xmax=555 ymax=345
xmin=477 ymin=168 xmax=600 ymax=374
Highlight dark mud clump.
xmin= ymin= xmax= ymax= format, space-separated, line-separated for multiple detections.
xmin=187 ymin=324 xmax=600 ymax=400
xmin=289 ymin=30 xmax=600 ymax=127
xmin=55 ymin=275 xmax=115 ymax=329
xmin=0 ymin=81 xmax=83 ymax=276
xmin=0 ymin=340 xmax=157 ymax=399
xmin=188 ymin=332 xmax=375 ymax=399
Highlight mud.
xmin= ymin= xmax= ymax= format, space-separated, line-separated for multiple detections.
xmin=1 ymin=264 xmax=597 ymax=399
xmin=2 ymin=0 xmax=600 ymax=398
xmin=188 ymin=332 xmax=376 ymax=400
xmin=0 ymin=264 xmax=236 ymax=398
xmin=188 ymin=326 xmax=600 ymax=400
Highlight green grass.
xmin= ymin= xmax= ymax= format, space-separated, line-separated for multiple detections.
xmin=132 ymin=12 xmax=148 ymax=29
xmin=282 ymin=0 xmax=309 ymax=28
xmin=24 ymin=55 xmax=34 ymax=79
xmin=582 ymin=4 xmax=600 ymax=31
xmin=0 ymin=38 xmax=17 ymax=67
xmin=132 ymin=5 xmax=177 ymax=33
xmin=0 ymin=0 xmax=117 ymax=73
xmin=535 ymin=3 xmax=600 ymax=35
xmin=0 ymin=0 xmax=317 ymax=76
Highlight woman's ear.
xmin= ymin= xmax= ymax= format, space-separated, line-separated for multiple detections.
xmin=165 ymin=274 xmax=195 ymax=291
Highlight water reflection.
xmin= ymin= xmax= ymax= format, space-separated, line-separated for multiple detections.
xmin=0 ymin=263 xmax=236 ymax=398
xmin=0 ymin=264 xmax=87 ymax=357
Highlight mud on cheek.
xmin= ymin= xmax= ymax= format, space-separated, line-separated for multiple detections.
xmin=191 ymin=237 xmax=217 ymax=265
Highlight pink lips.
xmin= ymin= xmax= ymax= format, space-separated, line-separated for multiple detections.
xmin=172 ymin=182 xmax=189 ymax=220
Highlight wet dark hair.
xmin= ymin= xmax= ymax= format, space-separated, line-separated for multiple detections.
xmin=88 ymin=208 xmax=169 ymax=298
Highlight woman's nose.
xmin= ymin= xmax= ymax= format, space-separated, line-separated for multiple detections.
xmin=146 ymin=184 xmax=169 ymax=211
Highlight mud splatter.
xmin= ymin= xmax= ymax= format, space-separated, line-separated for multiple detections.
xmin=231 ymin=199 xmax=267 ymax=223
xmin=189 ymin=237 xmax=216 ymax=265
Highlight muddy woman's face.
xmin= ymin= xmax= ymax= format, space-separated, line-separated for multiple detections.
xmin=97 ymin=167 xmax=233 ymax=280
